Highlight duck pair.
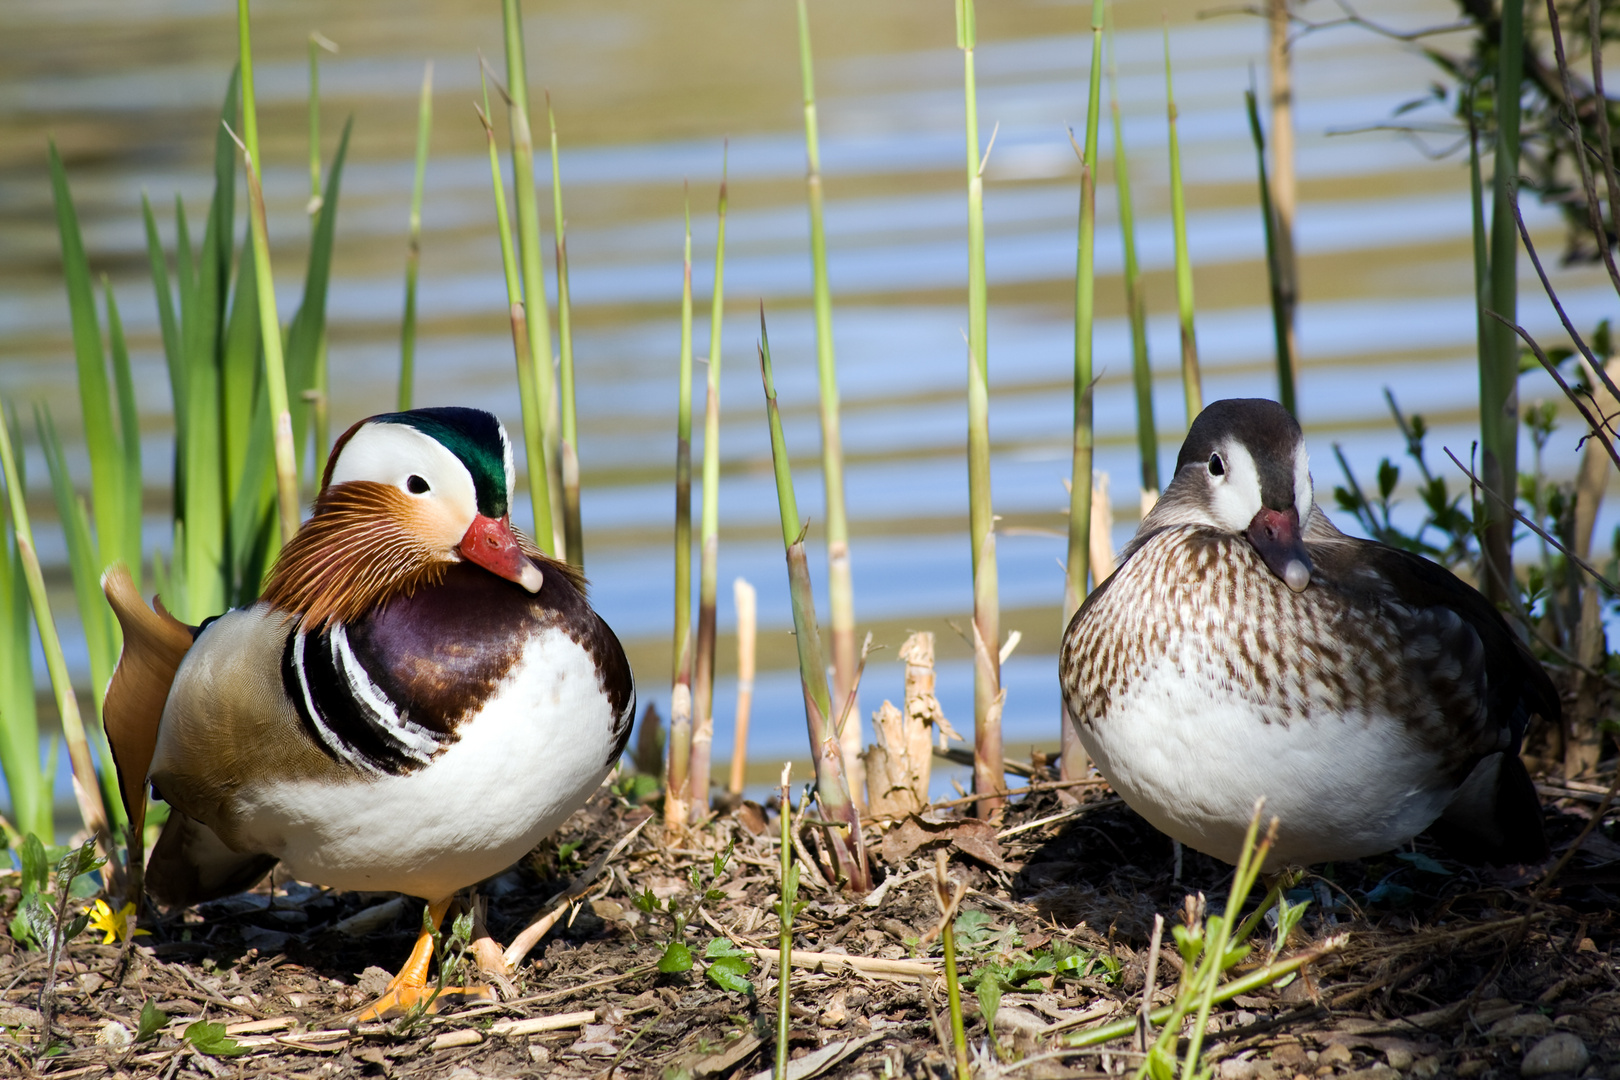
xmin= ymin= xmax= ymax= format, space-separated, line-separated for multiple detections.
xmin=109 ymin=400 xmax=1549 ymax=1021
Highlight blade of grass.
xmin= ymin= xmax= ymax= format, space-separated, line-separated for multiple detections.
xmin=399 ymin=60 xmax=433 ymax=412
xmin=104 ymin=281 xmax=142 ymax=593
xmin=794 ymin=0 xmax=863 ymax=808
xmin=237 ymin=0 xmax=299 ymax=544
xmin=1164 ymin=22 xmax=1201 ymax=425
xmin=46 ymin=143 xmax=127 ymax=579
xmin=547 ymin=92 xmax=584 ymax=570
xmin=283 ymin=117 xmax=353 ymax=478
xmin=35 ymin=407 xmax=123 ymax=830
xmin=1478 ymin=0 xmax=1524 ymax=603
xmin=667 ymin=191 xmax=695 ymax=833
xmin=760 ymin=309 xmax=869 ymax=891
xmin=1244 ymin=87 xmax=1296 ymax=416
xmin=958 ymin=0 xmax=1003 ymax=818
xmin=0 ymin=393 xmax=112 ymax=853
xmin=499 ymin=0 xmax=559 ymax=554
xmin=690 ymin=164 xmax=728 ymax=822
xmin=0 ymin=409 xmax=47 ymax=840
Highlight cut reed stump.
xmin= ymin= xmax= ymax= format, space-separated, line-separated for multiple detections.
xmin=865 ymin=632 xmax=958 ymax=817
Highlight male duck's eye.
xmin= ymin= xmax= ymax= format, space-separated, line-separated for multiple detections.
xmin=1207 ymin=453 xmax=1225 ymax=477
xmin=406 ymin=475 xmax=431 ymax=494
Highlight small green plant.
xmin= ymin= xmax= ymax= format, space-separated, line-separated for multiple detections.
xmin=183 ymin=1020 xmax=248 ymax=1058
xmin=21 ymin=837 xmax=103 ymax=1060
xmin=633 ymin=841 xmax=752 ymax=992
xmin=393 ymin=904 xmax=475 ymax=1034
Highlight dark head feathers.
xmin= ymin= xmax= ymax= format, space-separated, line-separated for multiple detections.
xmin=1178 ymin=398 xmax=1304 ymax=512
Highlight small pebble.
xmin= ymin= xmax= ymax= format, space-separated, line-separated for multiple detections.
xmin=1488 ymin=1013 xmax=1552 ymax=1040
xmin=1521 ymin=1032 xmax=1588 ymax=1078
xmin=1320 ymin=1045 xmax=1355 ymax=1067
xmin=1383 ymin=1047 xmax=1414 ymax=1071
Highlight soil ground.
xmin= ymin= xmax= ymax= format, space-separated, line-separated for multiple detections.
xmin=3 ymin=770 xmax=1619 ymax=1080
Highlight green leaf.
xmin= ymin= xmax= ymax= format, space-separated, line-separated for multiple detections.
xmin=634 ymin=888 xmax=659 ymax=915
xmin=103 ymin=277 xmax=142 ymax=593
xmin=1376 ymin=459 xmax=1399 ymax=501
xmin=704 ymin=937 xmax=749 ymax=959
xmin=974 ymin=970 xmax=1002 ymax=1033
xmin=18 ymin=832 xmax=48 ymax=897
xmin=1395 ymin=851 xmax=1452 ymax=876
xmin=54 ymin=836 xmax=103 ymax=896
xmin=657 ymin=940 xmax=693 ymax=974
xmin=953 ymin=909 xmax=992 ymax=947
xmin=136 ymin=1000 xmax=166 ymax=1042
xmin=705 ymin=955 xmax=752 ymax=994
xmin=184 ymin=1020 xmax=249 ymax=1057
xmin=22 ymin=892 xmax=55 ymax=952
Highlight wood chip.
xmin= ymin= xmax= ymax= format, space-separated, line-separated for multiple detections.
xmin=225 ymin=1016 xmax=295 ymax=1035
xmin=489 ymin=1010 xmax=595 ymax=1036
xmin=429 ymin=1028 xmax=484 ymax=1050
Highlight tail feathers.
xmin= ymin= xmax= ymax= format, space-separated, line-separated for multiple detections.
xmin=1429 ymin=752 xmax=1549 ymax=865
xmin=102 ymin=563 xmax=195 ymax=835
xmin=146 ymin=811 xmax=278 ymax=908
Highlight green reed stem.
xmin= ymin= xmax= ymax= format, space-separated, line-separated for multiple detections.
xmin=690 ymin=164 xmax=728 ymax=822
xmin=237 ymin=0 xmax=299 ymax=543
xmin=957 ymin=0 xmax=1003 ymax=817
xmin=399 ymin=60 xmax=433 ymax=412
xmin=1065 ymin=0 xmax=1106 ymax=628
xmin=760 ymin=311 xmax=869 ymax=890
xmin=942 ymin=908 xmax=969 ymax=1080
xmin=775 ymin=765 xmax=795 ymax=1080
xmin=794 ymin=0 xmax=861 ymax=800
xmin=1060 ymin=0 xmax=1106 ymax=785
xmin=0 ymin=394 xmax=112 ymax=849
xmin=667 ymin=193 xmax=695 ymax=832
xmin=1110 ymin=27 xmax=1158 ymax=498
xmin=1245 ymin=88 xmax=1296 ymax=417
xmin=308 ymin=32 xmax=335 ymax=471
xmin=1479 ymin=0 xmax=1525 ymax=602
xmin=547 ymin=93 xmax=584 ymax=570
xmin=1164 ymin=23 xmax=1201 ymax=427
xmin=499 ymin=0 xmax=558 ymax=554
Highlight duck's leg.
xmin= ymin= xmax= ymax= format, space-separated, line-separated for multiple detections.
xmin=346 ymin=897 xmax=496 ymax=1022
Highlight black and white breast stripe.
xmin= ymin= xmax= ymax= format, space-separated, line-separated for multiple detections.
xmin=281 ymin=623 xmax=454 ymax=776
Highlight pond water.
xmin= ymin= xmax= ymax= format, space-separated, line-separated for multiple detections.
xmin=0 ymin=0 xmax=1611 ymax=811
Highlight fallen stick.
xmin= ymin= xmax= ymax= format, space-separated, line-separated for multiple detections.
xmin=741 ymin=945 xmax=938 ymax=978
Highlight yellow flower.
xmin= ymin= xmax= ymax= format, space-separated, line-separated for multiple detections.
xmin=84 ymin=900 xmax=150 ymax=945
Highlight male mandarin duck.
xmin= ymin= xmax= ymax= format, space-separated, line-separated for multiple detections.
xmin=1060 ymin=398 xmax=1551 ymax=870
xmin=102 ymin=406 xmax=635 ymax=1019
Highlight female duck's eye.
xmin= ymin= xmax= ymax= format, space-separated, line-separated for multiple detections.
xmin=406 ymin=474 xmax=430 ymax=494
xmin=1207 ymin=453 xmax=1225 ymax=477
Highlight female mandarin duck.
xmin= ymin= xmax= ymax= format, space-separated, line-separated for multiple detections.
xmin=102 ymin=407 xmax=635 ymax=1019
xmin=1060 ymin=399 xmax=1551 ymax=870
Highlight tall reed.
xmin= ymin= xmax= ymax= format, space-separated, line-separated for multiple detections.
xmin=1266 ymin=0 xmax=1299 ymax=412
xmin=1110 ymin=27 xmax=1158 ymax=503
xmin=957 ymin=0 xmax=1003 ymax=817
xmin=667 ymin=194 xmax=695 ymax=832
xmin=728 ymin=577 xmax=757 ymax=798
xmin=1164 ymin=24 xmax=1202 ymax=425
xmin=498 ymin=0 xmax=558 ymax=554
xmin=1477 ymin=0 xmax=1525 ymax=601
xmin=760 ymin=311 xmax=869 ymax=890
xmin=398 ymin=60 xmax=433 ymax=412
xmin=690 ymin=166 xmax=729 ymax=821
xmin=548 ymin=94 xmax=584 ymax=570
xmin=1061 ymin=0 xmax=1107 ymax=784
xmin=1244 ymin=89 xmax=1296 ymax=416
xmin=307 ymin=32 xmax=336 ymax=471
xmin=793 ymin=0 xmax=863 ymax=806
